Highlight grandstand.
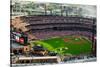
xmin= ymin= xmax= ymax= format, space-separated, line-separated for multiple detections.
xmin=20 ymin=15 xmax=96 ymax=40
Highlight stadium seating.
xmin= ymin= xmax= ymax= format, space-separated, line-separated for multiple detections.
xmin=20 ymin=15 xmax=96 ymax=40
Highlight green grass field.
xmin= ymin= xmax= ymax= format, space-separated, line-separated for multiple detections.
xmin=31 ymin=36 xmax=92 ymax=56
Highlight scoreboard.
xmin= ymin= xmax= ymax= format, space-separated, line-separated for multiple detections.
xmin=11 ymin=32 xmax=28 ymax=45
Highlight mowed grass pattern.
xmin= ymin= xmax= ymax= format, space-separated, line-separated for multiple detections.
xmin=32 ymin=36 xmax=92 ymax=55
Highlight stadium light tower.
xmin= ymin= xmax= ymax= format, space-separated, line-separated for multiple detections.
xmin=44 ymin=3 xmax=48 ymax=15
xmin=60 ymin=4 xmax=63 ymax=16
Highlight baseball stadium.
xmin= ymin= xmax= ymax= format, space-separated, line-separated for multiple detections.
xmin=10 ymin=0 xmax=97 ymax=66
xmin=25 ymin=15 xmax=96 ymax=56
